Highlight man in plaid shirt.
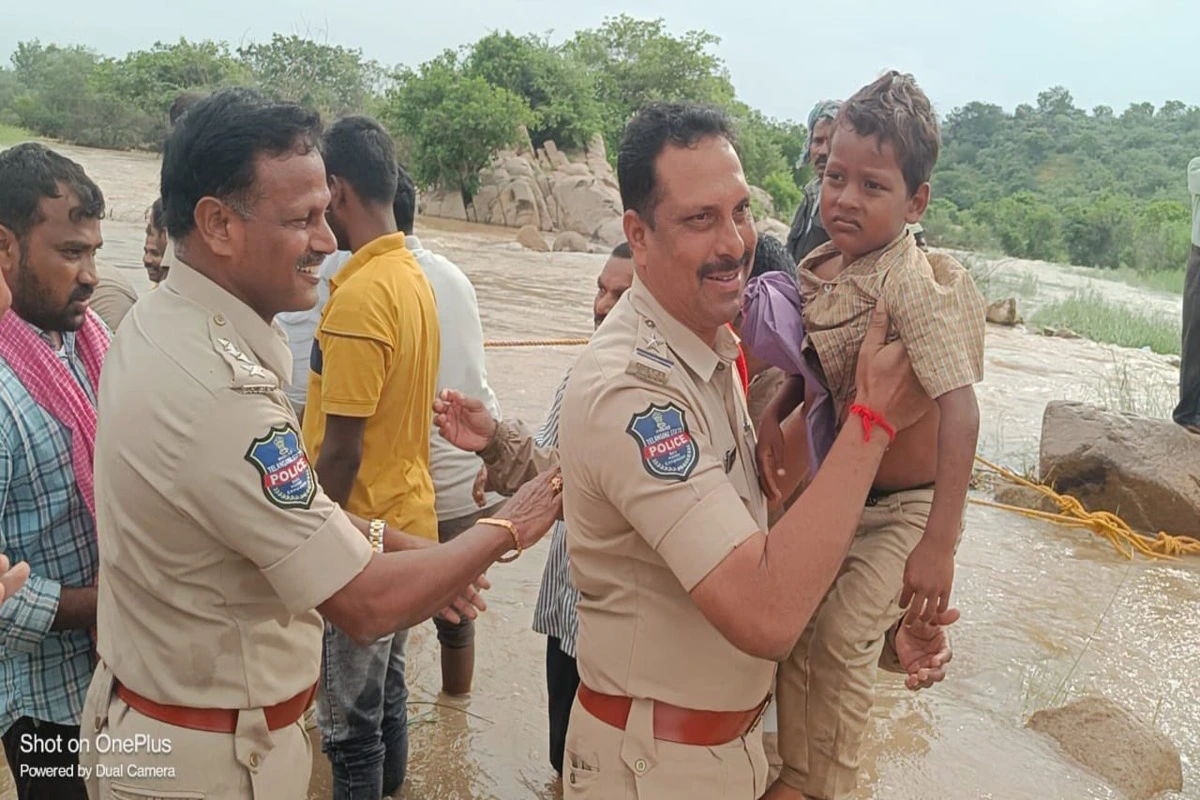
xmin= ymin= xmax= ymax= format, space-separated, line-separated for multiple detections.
xmin=0 ymin=144 xmax=110 ymax=800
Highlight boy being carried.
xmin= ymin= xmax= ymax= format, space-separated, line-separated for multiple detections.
xmin=744 ymin=71 xmax=986 ymax=800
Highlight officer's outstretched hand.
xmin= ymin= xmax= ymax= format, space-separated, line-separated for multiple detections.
xmin=436 ymin=576 xmax=491 ymax=626
xmin=496 ymin=467 xmax=564 ymax=551
xmin=895 ymin=608 xmax=959 ymax=691
xmin=853 ymin=302 xmax=931 ymax=433
xmin=0 ymin=554 xmax=29 ymax=607
xmin=434 ymin=389 xmax=499 ymax=454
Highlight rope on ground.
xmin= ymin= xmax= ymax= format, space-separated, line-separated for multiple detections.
xmin=970 ymin=455 xmax=1200 ymax=560
xmin=483 ymin=337 xmax=589 ymax=348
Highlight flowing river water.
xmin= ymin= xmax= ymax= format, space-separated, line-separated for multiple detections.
xmin=0 ymin=143 xmax=1196 ymax=799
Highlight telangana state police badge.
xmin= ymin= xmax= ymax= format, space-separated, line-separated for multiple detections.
xmin=626 ymin=402 xmax=698 ymax=481
xmin=244 ymin=425 xmax=317 ymax=509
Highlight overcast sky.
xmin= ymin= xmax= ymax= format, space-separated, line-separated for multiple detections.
xmin=5 ymin=0 xmax=1198 ymax=123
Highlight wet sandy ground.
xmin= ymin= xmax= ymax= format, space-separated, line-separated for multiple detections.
xmin=0 ymin=142 xmax=1197 ymax=799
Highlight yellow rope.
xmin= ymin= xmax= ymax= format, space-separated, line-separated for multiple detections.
xmin=970 ymin=455 xmax=1200 ymax=560
xmin=483 ymin=338 xmax=590 ymax=348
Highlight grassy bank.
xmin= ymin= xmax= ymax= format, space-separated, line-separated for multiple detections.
xmin=1089 ymin=266 xmax=1187 ymax=296
xmin=1030 ymin=290 xmax=1181 ymax=355
xmin=0 ymin=124 xmax=33 ymax=147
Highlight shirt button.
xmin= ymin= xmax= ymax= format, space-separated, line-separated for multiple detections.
xmin=634 ymin=758 xmax=648 ymax=773
xmin=248 ymin=752 xmax=259 ymax=768
xmin=646 ymin=320 xmax=656 ymax=328
xmin=94 ymin=716 xmax=102 ymax=732
xmin=716 ymin=363 xmax=726 ymax=371
xmin=570 ymin=773 xmax=577 ymax=785
xmin=823 ymin=283 xmax=833 ymax=293
xmin=214 ymin=313 xmax=227 ymax=326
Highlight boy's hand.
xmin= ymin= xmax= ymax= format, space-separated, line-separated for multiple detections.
xmin=900 ymin=535 xmax=955 ymax=625
xmin=755 ymin=413 xmax=786 ymax=505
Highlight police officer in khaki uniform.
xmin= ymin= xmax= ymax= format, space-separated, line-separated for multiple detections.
xmin=556 ymin=103 xmax=957 ymax=799
xmin=80 ymin=88 xmax=562 ymax=800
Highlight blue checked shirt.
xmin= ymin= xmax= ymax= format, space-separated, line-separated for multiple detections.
xmin=0 ymin=326 xmax=101 ymax=734
xmin=531 ymin=368 xmax=581 ymax=657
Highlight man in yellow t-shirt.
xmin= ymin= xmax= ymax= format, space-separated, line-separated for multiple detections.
xmin=302 ymin=115 xmax=439 ymax=800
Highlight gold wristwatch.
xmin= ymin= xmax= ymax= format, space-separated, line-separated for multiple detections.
xmin=479 ymin=518 xmax=521 ymax=562
xmin=368 ymin=519 xmax=386 ymax=553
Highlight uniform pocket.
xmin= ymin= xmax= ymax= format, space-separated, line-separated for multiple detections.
xmin=109 ymin=785 xmax=205 ymax=800
xmin=564 ymin=747 xmax=602 ymax=795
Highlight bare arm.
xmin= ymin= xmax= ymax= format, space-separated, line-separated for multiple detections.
xmin=50 ymin=587 xmax=97 ymax=631
xmin=925 ymin=387 xmax=978 ymax=553
xmin=692 ymin=303 xmax=933 ymax=661
xmin=899 ymin=385 xmax=979 ymax=624
xmin=318 ymin=468 xmax=563 ymax=645
xmin=692 ymin=426 xmax=888 ymax=660
xmin=314 ymin=414 xmax=366 ymax=507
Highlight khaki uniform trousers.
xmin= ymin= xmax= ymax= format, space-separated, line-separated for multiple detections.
xmin=563 ymin=695 xmax=770 ymax=799
xmin=81 ymin=662 xmax=312 ymax=800
xmin=775 ymin=487 xmax=935 ymax=800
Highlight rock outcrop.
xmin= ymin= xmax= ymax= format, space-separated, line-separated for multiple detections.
xmin=552 ymin=231 xmax=590 ymax=253
xmin=516 ymin=225 xmax=548 ymax=252
xmin=986 ymin=297 xmax=1021 ymax=326
xmin=1039 ymin=401 xmax=1200 ymax=535
xmin=1028 ymin=696 xmax=1182 ymax=800
xmin=419 ymin=130 xmax=625 ymax=247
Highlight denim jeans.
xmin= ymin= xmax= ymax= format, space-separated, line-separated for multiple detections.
xmin=317 ymin=623 xmax=410 ymax=800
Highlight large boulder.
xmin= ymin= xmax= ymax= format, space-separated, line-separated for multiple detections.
xmin=516 ymin=225 xmax=548 ymax=252
xmin=757 ymin=217 xmax=791 ymax=243
xmin=986 ymin=297 xmax=1021 ymax=326
xmin=552 ymin=231 xmax=590 ymax=252
xmin=418 ymin=188 xmax=468 ymax=222
xmin=549 ymin=173 xmax=623 ymax=243
xmin=1039 ymin=401 xmax=1200 ymax=534
xmin=1028 ymin=696 xmax=1182 ymax=800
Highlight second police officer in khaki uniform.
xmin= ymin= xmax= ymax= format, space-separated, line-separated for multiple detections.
xmin=81 ymin=88 xmax=562 ymax=800
xmin=557 ymin=103 xmax=955 ymax=799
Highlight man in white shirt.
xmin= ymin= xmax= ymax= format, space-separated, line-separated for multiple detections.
xmin=275 ymin=249 xmax=351 ymax=422
xmin=394 ymin=166 xmax=505 ymax=695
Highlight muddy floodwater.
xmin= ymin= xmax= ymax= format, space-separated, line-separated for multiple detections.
xmin=1 ymin=143 xmax=1197 ymax=799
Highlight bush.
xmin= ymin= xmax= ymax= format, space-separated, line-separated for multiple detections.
xmin=761 ymin=170 xmax=802 ymax=221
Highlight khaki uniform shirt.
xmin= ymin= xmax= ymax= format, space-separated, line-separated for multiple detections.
xmin=94 ymin=260 xmax=373 ymax=708
xmin=800 ymin=233 xmax=986 ymax=411
xmin=559 ymin=278 xmax=775 ymax=712
xmin=91 ymin=265 xmax=138 ymax=332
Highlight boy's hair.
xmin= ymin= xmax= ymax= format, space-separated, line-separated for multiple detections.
xmin=834 ymin=71 xmax=940 ymax=196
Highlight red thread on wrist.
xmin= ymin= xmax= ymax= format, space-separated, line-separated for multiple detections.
xmin=849 ymin=404 xmax=896 ymax=443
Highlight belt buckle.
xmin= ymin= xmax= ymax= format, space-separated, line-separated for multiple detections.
xmin=748 ymin=693 xmax=772 ymax=734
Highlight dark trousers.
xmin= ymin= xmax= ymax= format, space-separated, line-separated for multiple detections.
xmin=1176 ymin=244 xmax=1200 ymax=427
xmin=1 ymin=718 xmax=87 ymax=800
xmin=545 ymin=636 xmax=580 ymax=776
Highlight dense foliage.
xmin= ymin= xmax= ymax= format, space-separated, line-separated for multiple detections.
xmin=2 ymin=24 xmax=1195 ymax=270
xmin=929 ymin=88 xmax=1200 ymax=271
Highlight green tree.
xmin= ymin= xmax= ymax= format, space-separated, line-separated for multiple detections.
xmin=382 ymin=52 xmax=532 ymax=204
xmin=464 ymin=32 xmax=602 ymax=151
xmin=567 ymin=15 xmax=736 ymax=156
xmin=237 ymin=34 xmax=381 ymax=118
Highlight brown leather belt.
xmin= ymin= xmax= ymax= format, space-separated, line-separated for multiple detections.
xmin=577 ymin=684 xmax=770 ymax=747
xmin=115 ymin=680 xmax=317 ymax=734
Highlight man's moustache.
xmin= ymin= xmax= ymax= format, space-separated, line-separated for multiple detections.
xmin=698 ymin=255 xmax=749 ymax=279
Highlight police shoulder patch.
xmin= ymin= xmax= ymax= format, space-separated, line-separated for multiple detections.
xmin=244 ymin=425 xmax=317 ymax=509
xmin=626 ymin=402 xmax=699 ymax=482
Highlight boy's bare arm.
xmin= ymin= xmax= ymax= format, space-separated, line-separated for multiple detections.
xmin=900 ymin=384 xmax=979 ymax=623
xmin=926 ymin=385 xmax=979 ymax=548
